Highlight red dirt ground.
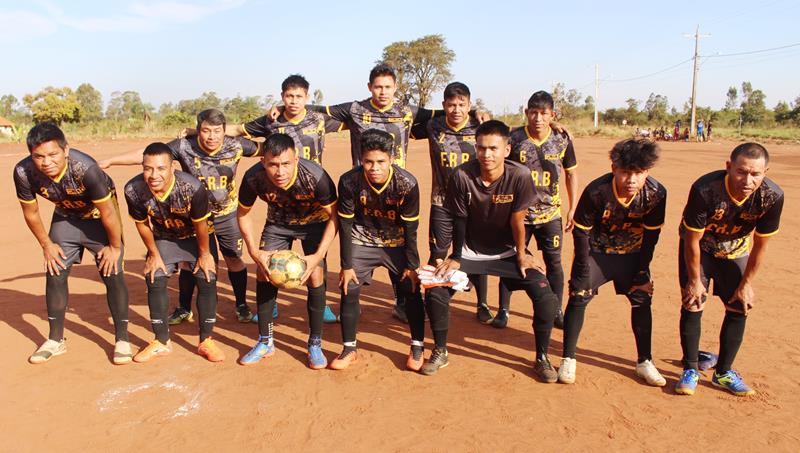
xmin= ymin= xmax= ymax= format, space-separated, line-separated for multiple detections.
xmin=1 ymin=135 xmax=798 ymax=452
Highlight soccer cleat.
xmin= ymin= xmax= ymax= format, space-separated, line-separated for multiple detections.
xmin=392 ymin=304 xmax=409 ymax=324
xmin=635 ymin=360 xmax=666 ymax=387
xmin=674 ymin=369 xmax=700 ymax=395
xmin=133 ymin=339 xmax=172 ymax=363
xmin=239 ymin=339 xmax=275 ymax=366
xmin=534 ymin=357 xmax=558 ymax=383
xmin=236 ymin=305 xmax=254 ymax=323
xmin=323 ymin=305 xmax=338 ymax=323
xmin=553 ymin=308 xmax=565 ymax=330
xmin=698 ymin=350 xmax=719 ymax=371
xmin=421 ymin=347 xmax=449 ymax=376
xmin=29 ymin=339 xmax=67 ymax=364
xmin=476 ymin=303 xmax=494 ymax=324
xmin=712 ymin=370 xmax=755 ymax=396
xmin=112 ymin=340 xmax=134 ymax=365
xmin=491 ymin=309 xmax=509 ymax=329
xmin=198 ymin=337 xmax=225 ymax=362
xmin=168 ymin=308 xmax=193 ymax=326
xmin=307 ymin=338 xmax=327 ymax=370
xmin=329 ymin=349 xmax=358 ymax=370
xmin=557 ymin=357 xmax=577 ymax=384
xmin=406 ymin=345 xmax=424 ymax=371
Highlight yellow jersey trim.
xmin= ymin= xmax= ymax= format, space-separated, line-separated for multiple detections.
xmin=643 ymin=223 xmax=664 ymax=230
xmin=18 ymin=197 xmax=37 ymax=204
xmin=400 ymin=214 xmax=420 ymax=222
xmin=365 ymin=166 xmax=393 ymax=195
xmin=191 ymin=212 xmax=212 ymax=222
xmin=724 ymin=174 xmax=749 ymax=206
xmin=197 ymin=136 xmax=222 ymax=156
xmin=370 ymin=99 xmax=393 ymax=113
xmin=130 ymin=215 xmax=148 ymax=223
xmin=151 ymin=174 xmax=176 ymax=203
xmin=564 ymin=163 xmax=578 ymax=172
xmin=525 ymin=125 xmax=551 ymax=147
xmin=755 ymin=229 xmax=779 ymax=238
xmin=573 ymin=221 xmax=592 ymax=231
xmin=285 ymin=109 xmax=307 ymax=125
xmin=238 ymin=200 xmax=253 ymax=210
xmin=682 ymin=219 xmax=705 ymax=233
xmin=51 ymin=161 xmax=69 ymax=183
xmin=92 ymin=192 xmax=113 ymax=204
xmin=320 ymin=200 xmax=337 ymax=209
xmin=337 ymin=211 xmax=355 ymax=219
xmin=612 ymin=177 xmax=637 ymax=208
xmin=282 ymin=162 xmax=299 ymax=190
xmin=240 ymin=124 xmax=253 ymax=139
xmin=446 ymin=117 xmax=470 ymax=132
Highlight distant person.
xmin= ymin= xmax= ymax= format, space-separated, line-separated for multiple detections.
xmin=706 ymin=122 xmax=713 ymax=141
xmin=697 ymin=120 xmax=705 ymax=142
xmin=683 ymin=128 xmax=690 ymax=142
xmin=673 ymin=124 xmax=680 ymax=142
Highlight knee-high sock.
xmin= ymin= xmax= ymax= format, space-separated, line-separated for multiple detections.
xmin=340 ymin=286 xmax=361 ymax=344
xmin=469 ymin=274 xmax=488 ymax=307
xmin=628 ymin=291 xmax=653 ymax=363
xmin=425 ymin=286 xmax=452 ymax=348
xmin=146 ymin=276 xmax=170 ymax=343
xmin=679 ymin=309 xmax=703 ymax=370
xmin=101 ymin=272 xmax=129 ymax=342
xmin=256 ymin=280 xmax=278 ymax=339
xmin=402 ymin=286 xmax=425 ymax=343
xmin=524 ymin=273 xmax=557 ymax=359
xmin=497 ymin=278 xmax=511 ymax=311
xmin=178 ymin=269 xmax=195 ymax=312
xmin=195 ymin=273 xmax=218 ymax=341
xmin=307 ymin=283 xmax=326 ymax=337
xmin=717 ymin=311 xmax=747 ymax=374
xmin=227 ymin=268 xmax=248 ymax=309
xmin=562 ymin=298 xmax=588 ymax=359
xmin=45 ymin=269 xmax=71 ymax=341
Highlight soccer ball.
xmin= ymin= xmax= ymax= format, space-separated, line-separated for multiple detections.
xmin=267 ymin=250 xmax=307 ymax=289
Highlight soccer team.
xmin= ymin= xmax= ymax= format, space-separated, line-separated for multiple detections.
xmin=13 ymin=64 xmax=783 ymax=397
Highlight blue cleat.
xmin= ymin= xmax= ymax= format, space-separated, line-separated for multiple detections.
xmin=698 ymin=351 xmax=718 ymax=371
xmin=712 ymin=370 xmax=755 ymax=396
xmin=675 ymin=368 xmax=700 ymax=395
xmin=307 ymin=337 xmax=327 ymax=370
xmin=323 ymin=305 xmax=338 ymax=323
xmin=238 ymin=339 xmax=275 ymax=366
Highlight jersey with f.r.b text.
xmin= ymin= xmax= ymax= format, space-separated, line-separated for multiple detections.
xmin=412 ymin=115 xmax=479 ymax=206
xmin=573 ymin=173 xmax=667 ymax=254
xmin=337 ymin=165 xmax=420 ymax=248
xmin=316 ymin=99 xmax=436 ymax=168
xmin=238 ymin=159 xmax=337 ymax=226
xmin=14 ymin=148 xmax=115 ymax=220
xmin=167 ymin=135 xmax=260 ymax=217
xmin=509 ymin=126 xmax=577 ymax=225
xmin=445 ymin=160 xmax=535 ymax=257
xmin=241 ymin=109 xmax=343 ymax=163
xmin=680 ymin=170 xmax=783 ymax=259
xmin=125 ymin=171 xmax=212 ymax=241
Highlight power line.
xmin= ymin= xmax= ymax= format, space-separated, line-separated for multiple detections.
xmin=600 ymin=57 xmax=694 ymax=83
xmin=702 ymin=42 xmax=800 ymax=58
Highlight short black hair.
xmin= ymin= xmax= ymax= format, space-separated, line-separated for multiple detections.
xmin=475 ymin=120 xmax=510 ymax=141
xmin=196 ymin=108 xmax=226 ymax=130
xmin=369 ymin=63 xmax=396 ymax=84
xmin=26 ymin=122 xmax=67 ymax=152
xmin=730 ymin=142 xmax=769 ymax=165
xmin=264 ymin=133 xmax=296 ymax=157
xmin=142 ymin=142 xmax=174 ymax=161
xmin=527 ymin=91 xmax=555 ymax=111
xmin=282 ymin=74 xmax=309 ymax=93
xmin=609 ymin=139 xmax=660 ymax=170
xmin=360 ymin=129 xmax=394 ymax=156
xmin=443 ymin=82 xmax=470 ymax=100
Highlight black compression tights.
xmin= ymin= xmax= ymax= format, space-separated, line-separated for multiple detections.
xmin=101 ymin=271 xmax=129 ymax=342
xmin=194 ymin=272 xmax=218 ymax=341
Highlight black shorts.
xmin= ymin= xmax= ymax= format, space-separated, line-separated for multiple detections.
xmin=584 ymin=253 xmax=640 ymax=295
xmin=428 ymin=204 xmax=453 ymax=259
xmin=678 ymin=239 xmax=747 ymax=303
xmin=49 ymin=214 xmax=125 ymax=273
xmin=525 ymin=218 xmax=562 ymax=255
xmin=260 ymin=223 xmax=325 ymax=256
xmin=347 ymin=245 xmax=410 ymax=290
xmin=458 ymin=253 xmax=549 ymax=288
xmin=154 ymin=235 xmax=219 ymax=277
xmin=212 ymin=212 xmax=243 ymax=258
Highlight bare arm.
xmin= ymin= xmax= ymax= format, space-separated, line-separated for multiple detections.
xmin=300 ymin=203 xmax=339 ymax=283
xmin=563 ymin=168 xmax=579 ymax=232
xmin=681 ymin=229 xmax=707 ymax=310
xmin=512 ymin=210 xmax=542 ymax=276
xmin=19 ymin=200 xmax=67 ymax=275
xmin=134 ymin=220 xmax=167 ymax=283
xmin=98 ymin=149 xmax=144 ymax=169
xmin=94 ymin=198 xmax=124 ymax=276
xmin=237 ymin=204 xmax=271 ymax=271
xmin=730 ymin=234 xmax=772 ymax=315
xmin=192 ymin=218 xmax=215 ymax=282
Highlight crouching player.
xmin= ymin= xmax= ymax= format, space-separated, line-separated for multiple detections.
xmin=557 ymin=139 xmax=667 ymax=386
xmin=236 ymin=134 xmax=338 ymax=369
xmin=429 ymin=120 xmax=559 ymax=380
xmin=332 ymin=129 xmax=425 ymax=370
xmin=124 ymin=143 xmax=223 ymax=363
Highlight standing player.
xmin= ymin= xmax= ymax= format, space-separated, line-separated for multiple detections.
xmin=14 ymin=123 xmax=131 ymax=364
xmin=557 ymin=139 xmax=667 ymax=386
xmin=426 ymin=120 xmax=559 ymax=380
xmin=332 ymin=129 xmax=425 ymax=370
xmin=497 ymin=91 xmax=578 ymax=329
xmin=102 ymin=109 xmax=259 ymax=323
xmin=675 ymin=143 xmax=783 ymax=396
xmin=125 ymin=143 xmax=223 ymax=363
xmin=236 ymin=134 xmax=338 ymax=369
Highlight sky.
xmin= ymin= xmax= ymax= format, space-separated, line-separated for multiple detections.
xmin=1 ymin=0 xmax=799 ymax=114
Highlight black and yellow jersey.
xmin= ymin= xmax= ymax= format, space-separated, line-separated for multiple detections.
xmin=242 ymin=109 xmax=343 ymax=164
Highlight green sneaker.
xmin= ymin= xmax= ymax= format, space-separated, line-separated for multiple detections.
xmin=168 ymin=308 xmax=193 ymax=326
xmin=712 ymin=370 xmax=755 ymax=396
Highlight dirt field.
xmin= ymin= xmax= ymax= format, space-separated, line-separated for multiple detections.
xmin=1 ymin=135 xmax=798 ymax=452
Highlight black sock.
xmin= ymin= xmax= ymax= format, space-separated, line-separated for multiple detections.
xmin=146 ymin=275 xmax=170 ymax=343
xmin=307 ymin=283 xmax=326 ymax=337
xmin=469 ymin=274 xmax=488 ymax=306
xmin=194 ymin=273 xmax=218 ymax=341
xmin=679 ymin=309 xmax=703 ymax=370
xmin=497 ymin=278 xmax=511 ymax=311
xmin=178 ymin=269 xmax=195 ymax=312
xmin=101 ymin=272 xmax=129 ymax=342
xmin=433 ymin=329 xmax=448 ymax=349
xmin=256 ymin=280 xmax=278 ymax=338
xmin=227 ymin=268 xmax=248 ymax=309
xmin=717 ymin=311 xmax=747 ymax=374
xmin=340 ymin=286 xmax=361 ymax=344
xmin=403 ymin=285 xmax=425 ymax=342
xmin=526 ymin=277 xmax=557 ymax=359
xmin=45 ymin=268 xmax=71 ymax=341
xmin=562 ymin=299 xmax=587 ymax=359
xmin=425 ymin=286 xmax=451 ymax=333
xmin=631 ymin=305 xmax=653 ymax=363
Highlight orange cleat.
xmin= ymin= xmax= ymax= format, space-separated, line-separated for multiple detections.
xmin=329 ymin=349 xmax=358 ymax=370
xmin=133 ymin=339 xmax=172 ymax=363
xmin=406 ymin=346 xmax=424 ymax=371
xmin=198 ymin=337 xmax=225 ymax=362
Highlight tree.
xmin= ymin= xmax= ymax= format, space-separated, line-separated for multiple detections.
xmin=774 ymin=101 xmax=792 ymax=125
xmin=75 ymin=83 xmax=103 ymax=122
xmin=724 ymin=86 xmax=738 ymax=111
xmin=176 ymin=91 xmax=224 ymax=117
xmin=644 ymin=93 xmax=669 ymax=123
xmin=552 ymin=83 xmax=584 ymax=120
xmin=0 ymin=94 xmax=19 ymax=117
xmin=472 ymin=98 xmax=490 ymax=115
xmin=583 ymin=95 xmax=595 ymax=114
xmin=224 ymin=95 xmax=262 ymax=124
xmin=740 ymin=81 xmax=767 ymax=125
xmin=23 ymin=86 xmax=80 ymax=124
xmin=379 ymin=34 xmax=455 ymax=107
xmin=312 ymin=89 xmax=324 ymax=105
xmin=106 ymin=91 xmax=152 ymax=121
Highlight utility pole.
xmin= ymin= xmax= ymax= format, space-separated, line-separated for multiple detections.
xmin=594 ymin=64 xmax=599 ymax=128
xmin=684 ymin=25 xmax=710 ymax=137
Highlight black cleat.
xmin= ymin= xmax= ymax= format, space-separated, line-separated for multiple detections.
xmin=491 ymin=309 xmax=509 ymax=329
xmin=476 ymin=303 xmax=494 ymax=324
xmin=421 ymin=347 xmax=449 ymax=376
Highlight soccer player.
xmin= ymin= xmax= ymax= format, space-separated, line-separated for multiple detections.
xmin=102 ymin=109 xmax=259 ymax=324
xmin=332 ymin=129 xmax=424 ymax=370
xmin=14 ymin=123 xmax=131 ymax=365
xmin=426 ymin=120 xmax=559 ymax=380
xmin=124 ymin=142 xmax=223 ymax=363
xmin=236 ymin=134 xmax=338 ymax=369
xmin=675 ymin=143 xmax=783 ymax=396
xmin=497 ymin=91 xmax=578 ymax=329
xmin=556 ymin=139 xmax=667 ymax=387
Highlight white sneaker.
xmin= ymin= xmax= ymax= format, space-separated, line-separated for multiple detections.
xmin=29 ymin=339 xmax=67 ymax=364
xmin=557 ymin=357 xmax=577 ymax=384
xmin=113 ymin=340 xmax=134 ymax=365
xmin=636 ymin=359 xmax=666 ymax=387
